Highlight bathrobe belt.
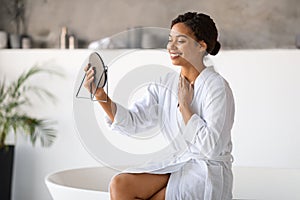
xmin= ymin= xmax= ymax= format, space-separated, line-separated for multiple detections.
xmin=195 ymin=154 xmax=234 ymax=163
xmin=177 ymin=152 xmax=234 ymax=163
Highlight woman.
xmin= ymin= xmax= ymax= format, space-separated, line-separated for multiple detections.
xmin=84 ymin=12 xmax=234 ymax=200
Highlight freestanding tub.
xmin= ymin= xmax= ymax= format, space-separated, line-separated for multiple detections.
xmin=45 ymin=166 xmax=119 ymax=200
xmin=45 ymin=166 xmax=300 ymax=200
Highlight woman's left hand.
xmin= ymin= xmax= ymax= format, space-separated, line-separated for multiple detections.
xmin=178 ymin=75 xmax=194 ymax=112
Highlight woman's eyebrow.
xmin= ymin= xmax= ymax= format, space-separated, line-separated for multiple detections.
xmin=176 ymin=35 xmax=188 ymax=38
xmin=169 ymin=34 xmax=188 ymax=38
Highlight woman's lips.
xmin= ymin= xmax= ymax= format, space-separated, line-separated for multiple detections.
xmin=170 ymin=53 xmax=182 ymax=59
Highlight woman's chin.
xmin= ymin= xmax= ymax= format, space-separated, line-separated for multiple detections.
xmin=171 ymin=60 xmax=187 ymax=67
xmin=171 ymin=59 xmax=182 ymax=66
xmin=171 ymin=62 xmax=180 ymax=66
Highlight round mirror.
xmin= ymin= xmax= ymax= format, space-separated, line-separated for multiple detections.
xmin=89 ymin=52 xmax=107 ymax=88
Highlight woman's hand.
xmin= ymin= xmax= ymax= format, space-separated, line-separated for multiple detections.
xmin=83 ymin=64 xmax=105 ymax=98
xmin=83 ymin=64 xmax=116 ymax=121
xmin=178 ymin=75 xmax=194 ymax=124
xmin=178 ymin=75 xmax=194 ymax=109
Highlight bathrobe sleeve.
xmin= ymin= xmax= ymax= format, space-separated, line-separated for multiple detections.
xmin=182 ymin=78 xmax=235 ymax=157
xmin=105 ymin=82 xmax=160 ymax=135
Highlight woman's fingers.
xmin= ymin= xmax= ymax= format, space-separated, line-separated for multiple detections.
xmin=84 ymin=65 xmax=95 ymax=83
xmin=83 ymin=65 xmax=96 ymax=90
xmin=180 ymin=75 xmax=184 ymax=88
xmin=179 ymin=75 xmax=185 ymax=92
xmin=180 ymin=75 xmax=190 ymax=90
xmin=83 ymin=77 xmax=93 ymax=88
xmin=86 ymin=69 xmax=94 ymax=80
xmin=178 ymin=76 xmax=181 ymax=92
xmin=86 ymin=66 xmax=94 ymax=75
xmin=84 ymin=64 xmax=91 ymax=72
xmin=86 ymin=76 xmax=94 ymax=84
xmin=178 ymin=74 xmax=194 ymax=108
xmin=189 ymin=82 xmax=193 ymax=91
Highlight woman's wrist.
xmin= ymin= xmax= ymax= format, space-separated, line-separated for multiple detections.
xmin=94 ymin=88 xmax=106 ymax=99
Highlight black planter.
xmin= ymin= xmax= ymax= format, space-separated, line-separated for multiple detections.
xmin=0 ymin=145 xmax=14 ymax=200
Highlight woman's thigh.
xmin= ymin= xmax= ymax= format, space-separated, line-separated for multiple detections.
xmin=149 ymin=187 xmax=166 ymax=200
xmin=110 ymin=173 xmax=170 ymax=199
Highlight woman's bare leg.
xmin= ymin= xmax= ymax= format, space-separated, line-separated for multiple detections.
xmin=149 ymin=187 xmax=167 ymax=200
xmin=110 ymin=173 xmax=170 ymax=200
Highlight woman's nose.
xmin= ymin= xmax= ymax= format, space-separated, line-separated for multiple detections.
xmin=167 ymin=40 xmax=177 ymax=50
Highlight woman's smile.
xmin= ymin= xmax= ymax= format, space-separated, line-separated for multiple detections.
xmin=169 ymin=51 xmax=183 ymax=59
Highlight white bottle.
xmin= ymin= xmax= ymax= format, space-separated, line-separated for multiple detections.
xmin=0 ymin=31 xmax=8 ymax=48
xmin=60 ymin=26 xmax=68 ymax=49
xmin=68 ymin=35 xmax=76 ymax=49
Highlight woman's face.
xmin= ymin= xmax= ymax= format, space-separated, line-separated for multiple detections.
xmin=167 ymin=23 xmax=204 ymax=67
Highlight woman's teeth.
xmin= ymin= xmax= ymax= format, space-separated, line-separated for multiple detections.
xmin=171 ymin=53 xmax=182 ymax=57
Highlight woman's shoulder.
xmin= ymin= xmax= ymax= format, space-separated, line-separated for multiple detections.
xmin=200 ymin=67 xmax=233 ymax=100
xmin=205 ymin=67 xmax=229 ymax=89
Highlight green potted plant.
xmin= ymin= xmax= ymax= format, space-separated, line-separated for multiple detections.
xmin=0 ymin=66 xmax=60 ymax=200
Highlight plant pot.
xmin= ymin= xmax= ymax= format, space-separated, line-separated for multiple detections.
xmin=9 ymin=34 xmax=21 ymax=49
xmin=0 ymin=145 xmax=14 ymax=200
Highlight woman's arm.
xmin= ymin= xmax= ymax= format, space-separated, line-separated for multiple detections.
xmin=95 ymin=88 xmax=116 ymax=122
xmin=178 ymin=75 xmax=235 ymax=156
xmin=83 ymin=65 xmax=160 ymax=134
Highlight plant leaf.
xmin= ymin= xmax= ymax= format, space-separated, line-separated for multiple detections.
xmin=0 ymin=65 xmax=62 ymax=148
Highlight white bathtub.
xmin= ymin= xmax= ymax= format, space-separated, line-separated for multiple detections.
xmin=45 ymin=166 xmax=119 ymax=200
xmin=45 ymin=166 xmax=300 ymax=200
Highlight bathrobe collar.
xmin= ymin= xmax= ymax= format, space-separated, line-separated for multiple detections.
xmin=180 ymin=66 xmax=216 ymax=91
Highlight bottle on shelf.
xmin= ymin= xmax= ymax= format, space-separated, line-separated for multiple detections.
xmin=60 ymin=26 xmax=68 ymax=49
xmin=68 ymin=34 xmax=77 ymax=49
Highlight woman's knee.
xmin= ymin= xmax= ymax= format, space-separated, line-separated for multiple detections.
xmin=110 ymin=174 xmax=131 ymax=199
xmin=109 ymin=173 xmax=170 ymax=200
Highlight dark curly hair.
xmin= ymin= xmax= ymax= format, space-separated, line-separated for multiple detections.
xmin=171 ymin=12 xmax=221 ymax=56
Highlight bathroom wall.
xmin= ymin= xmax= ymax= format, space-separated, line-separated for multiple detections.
xmin=0 ymin=0 xmax=299 ymax=49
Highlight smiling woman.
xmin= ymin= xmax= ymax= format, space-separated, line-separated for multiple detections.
xmin=82 ymin=11 xmax=235 ymax=200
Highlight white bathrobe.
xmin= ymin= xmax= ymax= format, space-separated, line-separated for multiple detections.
xmin=106 ymin=66 xmax=235 ymax=200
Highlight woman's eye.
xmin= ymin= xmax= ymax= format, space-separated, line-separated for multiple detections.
xmin=177 ymin=40 xmax=186 ymax=44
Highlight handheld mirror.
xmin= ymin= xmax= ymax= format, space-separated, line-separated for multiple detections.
xmin=76 ymin=52 xmax=108 ymax=102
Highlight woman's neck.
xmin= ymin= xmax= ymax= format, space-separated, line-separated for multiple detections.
xmin=180 ymin=63 xmax=205 ymax=84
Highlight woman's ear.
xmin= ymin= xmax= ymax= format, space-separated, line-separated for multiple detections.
xmin=198 ymin=41 xmax=207 ymax=53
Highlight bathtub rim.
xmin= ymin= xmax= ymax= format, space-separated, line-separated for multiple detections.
xmin=44 ymin=166 xmax=120 ymax=193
